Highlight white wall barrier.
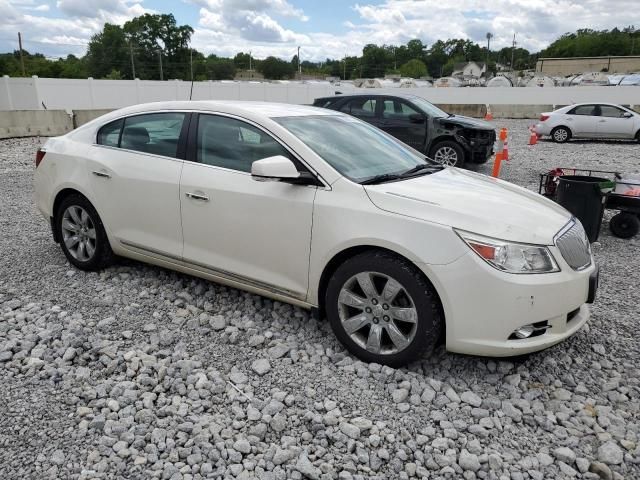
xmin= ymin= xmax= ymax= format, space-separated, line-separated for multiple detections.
xmin=2 ymin=76 xmax=640 ymax=111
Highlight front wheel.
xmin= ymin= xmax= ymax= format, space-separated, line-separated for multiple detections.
xmin=429 ymin=141 xmax=465 ymax=168
xmin=325 ymin=250 xmax=443 ymax=367
xmin=551 ymin=126 xmax=571 ymax=143
xmin=56 ymin=194 xmax=115 ymax=270
xmin=609 ymin=212 xmax=640 ymax=239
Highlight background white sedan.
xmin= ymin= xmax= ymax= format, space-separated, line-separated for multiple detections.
xmin=534 ymin=103 xmax=640 ymax=143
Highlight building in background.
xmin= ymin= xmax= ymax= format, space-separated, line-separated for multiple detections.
xmin=536 ymin=56 xmax=640 ymax=76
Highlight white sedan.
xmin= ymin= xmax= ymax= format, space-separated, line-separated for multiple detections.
xmin=533 ymin=103 xmax=640 ymax=143
xmin=34 ymin=101 xmax=597 ymax=366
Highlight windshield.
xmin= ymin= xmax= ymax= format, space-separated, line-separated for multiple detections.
xmin=406 ymin=96 xmax=449 ymax=118
xmin=275 ymin=115 xmax=431 ymax=183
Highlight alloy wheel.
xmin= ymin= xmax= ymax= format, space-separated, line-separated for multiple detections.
xmin=61 ymin=205 xmax=97 ymax=262
xmin=554 ymin=129 xmax=568 ymax=142
xmin=433 ymin=146 xmax=459 ymax=166
xmin=337 ymin=272 xmax=418 ymax=355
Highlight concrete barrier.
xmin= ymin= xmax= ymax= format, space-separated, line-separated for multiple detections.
xmin=435 ymin=104 xmax=487 ymax=118
xmin=0 ymin=110 xmax=73 ymax=138
xmin=73 ymin=109 xmax=114 ymax=128
xmin=489 ymin=104 xmax=555 ymax=119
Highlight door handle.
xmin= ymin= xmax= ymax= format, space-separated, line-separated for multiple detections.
xmin=92 ymin=170 xmax=111 ymax=178
xmin=599 ymin=120 xmax=606 ymax=123
xmin=185 ymin=192 xmax=209 ymax=201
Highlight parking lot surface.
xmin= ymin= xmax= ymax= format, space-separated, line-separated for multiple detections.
xmin=0 ymin=121 xmax=639 ymax=479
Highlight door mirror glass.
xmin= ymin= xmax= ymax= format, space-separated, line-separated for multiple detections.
xmin=409 ymin=113 xmax=426 ymax=124
xmin=251 ymin=155 xmax=300 ymax=180
xmin=623 ymin=111 xmax=633 ymax=118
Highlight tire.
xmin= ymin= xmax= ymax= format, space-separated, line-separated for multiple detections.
xmin=55 ymin=194 xmax=115 ymax=271
xmin=635 ymin=130 xmax=640 ymax=143
xmin=429 ymin=141 xmax=465 ymax=168
xmin=325 ymin=250 xmax=443 ymax=367
xmin=609 ymin=212 xmax=640 ymax=239
xmin=551 ymin=126 xmax=571 ymax=143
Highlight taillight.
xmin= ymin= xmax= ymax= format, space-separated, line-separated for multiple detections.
xmin=539 ymin=114 xmax=549 ymax=122
xmin=35 ymin=149 xmax=46 ymax=168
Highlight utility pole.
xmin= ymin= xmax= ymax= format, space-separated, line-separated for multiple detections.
xmin=190 ymin=48 xmax=193 ymax=81
xmin=393 ymin=47 xmax=397 ymax=71
xmin=297 ymin=46 xmax=301 ymax=75
xmin=18 ymin=32 xmax=26 ymax=77
xmin=511 ymin=33 xmax=517 ymax=72
xmin=129 ymin=42 xmax=136 ymax=79
xmin=249 ymin=51 xmax=252 ymax=71
xmin=158 ymin=50 xmax=163 ymax=80
xmin=343 ymin=54 xmax=346 ymax=80
xmin=485 ymin=32 xmax=493 ymax=76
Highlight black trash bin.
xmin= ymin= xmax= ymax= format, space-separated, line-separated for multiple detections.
xmin=556 ymin=175 xmax=608 ymax=242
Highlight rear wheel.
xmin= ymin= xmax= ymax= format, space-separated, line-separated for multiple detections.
xmin=56 ymin=194 xmax=115 ymax=270
xmin=609 ymin=212 xmax=640 ymax=239
xmin=635 ymin=130 xmax=640 ymax=143
xmin=325 ymin=250 xmax=443 ymax=367
xmin=429 ymin=141 xmax=465 ymax=167
xmin=551 ymin=126 xmax=571 ymax=143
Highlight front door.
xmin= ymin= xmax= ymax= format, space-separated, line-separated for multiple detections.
xmin=87 ymin=112 xmax=187 ymax=257
xmin=380 ymin=98 xmax=427 ymax=151
xmin=596 ymin=105 xmax=636 ymax=138
xmin=180 ymin=113 xmax=317 ymax=299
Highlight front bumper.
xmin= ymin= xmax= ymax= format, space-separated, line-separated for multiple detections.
xmin=421 ymin=248 xmax=595 ymax=357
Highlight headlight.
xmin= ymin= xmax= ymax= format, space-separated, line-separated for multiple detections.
xmin=455 ymin=230 xmax=560 ymax=274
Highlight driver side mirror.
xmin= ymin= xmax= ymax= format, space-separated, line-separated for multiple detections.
xmin=622 ymin=111 xmax=633 ymax=118
xmin=409 ymin=113 xmax=426 ymax=124
xmin=251 ymin=155 xmax=300 ymax=181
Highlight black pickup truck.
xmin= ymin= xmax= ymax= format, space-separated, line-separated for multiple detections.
xmin=313 ymin=93 xmax=496 ymax=168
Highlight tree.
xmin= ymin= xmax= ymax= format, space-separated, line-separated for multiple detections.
xmin=399 ymin=59 xmax=428 ymax=78
xmin=258 ymin=56 xmax=293 ymax=79
xmin=86 ymin=23 xmax=129 ymax=78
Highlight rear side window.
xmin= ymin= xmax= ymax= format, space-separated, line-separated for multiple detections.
xmin=568 ymin=105 xmax=597 ymax=116
xmin=197 ymin=115 xmax=292 ymax=173
xmin=120 ymin=113 xmax=186 ymax=158
xmin=340 ymin=98 xmax=378 ymax=118
xmin=97 ymin=119 xmax=123 ymax=147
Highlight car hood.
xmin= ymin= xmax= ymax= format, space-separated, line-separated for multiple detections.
xmin=438 ymin=115 xmax=494 ymax=130
xmin=364 ymin=168 xmax=571 ymax=245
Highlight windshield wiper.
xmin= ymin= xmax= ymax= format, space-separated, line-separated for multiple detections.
xmin=360 ymin=173 xmax=403 ymax=185
xmin=400 ymin=164 xmax=442 ymax=177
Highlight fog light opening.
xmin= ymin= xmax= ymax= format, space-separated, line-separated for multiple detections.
xmin=513 ymin=325 xmax=535 ymax=339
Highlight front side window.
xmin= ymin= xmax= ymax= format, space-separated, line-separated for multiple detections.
xmin=599 ymin=105 xmax=626 ymax=118
xmin=569 ymin=105 xmax=597 ymax=116
xmin=275 ymin=115 xmax=428 ymax=182
xmin=120 ymin=113 xmax=186 ymax=158
xmin=382 ymin=99 xmax=420 ymax=120
xmin=97 ymin=119 xmax=123 ymax=147
xmin=340 ymin=98 xmax=378 ymax=118
xmin=197 ymin=115 xmax=291 ymax=173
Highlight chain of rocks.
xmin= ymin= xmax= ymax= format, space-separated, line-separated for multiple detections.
xmin=1 ymin=122 xmax=639 ymax=480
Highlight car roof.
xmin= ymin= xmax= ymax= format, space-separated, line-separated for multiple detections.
xmin=106 ymin=100 xmax=337 ymax=119
xmin=320 ymin=93 xmax=423 ymax=101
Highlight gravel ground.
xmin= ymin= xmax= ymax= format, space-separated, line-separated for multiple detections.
xmin=0 ymin=122 xmax=639 ymax=480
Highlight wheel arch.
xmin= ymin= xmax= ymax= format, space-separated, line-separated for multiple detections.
xmin=52 ymin=187 xmax=113 ymax=247
xmin=551 ymin=125 xmax=572 ymax=137
xmin=316 ymin=245 xmax=446 ymax=336
xmin=427 ymin=135 xmax=458 ymax=153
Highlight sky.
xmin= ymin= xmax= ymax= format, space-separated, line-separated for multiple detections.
xmin=0 ymin=0 xmax=637 ymax=62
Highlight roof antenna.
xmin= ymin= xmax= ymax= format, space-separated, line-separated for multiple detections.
xmin=189 ymin=77 xmax=194 ymax=101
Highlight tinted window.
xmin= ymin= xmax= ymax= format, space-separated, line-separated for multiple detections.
xmin=340 ymin=98 xmax=378 ymax=118
xmin=568 ymin=105 xmax=597 ymax=116
xmin=97 ymin=119 xmax=123 ymax=147
xmin=120 ymin=113 xmax=185 ymax=158
xmin=382 ymin=99 xmax=420 ymax=119
xmin=197 ymin=115 xmax=291 ymax=173
xmin=599 ymin=105 xmax=626 ymax=118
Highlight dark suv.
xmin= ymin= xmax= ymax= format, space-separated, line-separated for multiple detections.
xmin=313 ymin=93 xmax=496 ymax=168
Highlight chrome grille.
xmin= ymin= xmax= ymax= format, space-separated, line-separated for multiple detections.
xmin=555 ymin=220 xmax=592 ymax=270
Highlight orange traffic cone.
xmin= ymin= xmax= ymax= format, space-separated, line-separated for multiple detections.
xmin=491 ymin=128 xmax=507 ymax=177
xmin=528 ymin=127 xmax=538 ymax=145
xmin=484 ymin=104 xmax=493 ymax=121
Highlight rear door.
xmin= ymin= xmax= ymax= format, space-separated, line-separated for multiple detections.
xmin=380 ymin=97 xmax=427 ymax=151
xmin=564 ymin=104 xmax=599 ymax=137
xmin=87 ymin=112 xmax=188 ymax=258
xmin=596 ymin=105 xmax=636 ymax=138
xmin=339 ymin=97 xmax=383 ymax=128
